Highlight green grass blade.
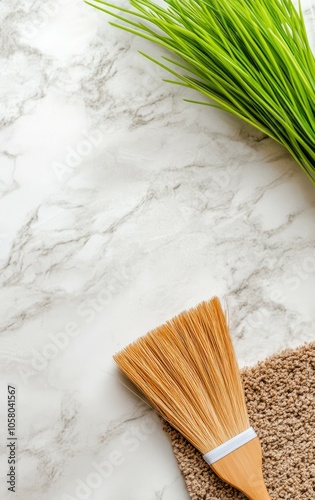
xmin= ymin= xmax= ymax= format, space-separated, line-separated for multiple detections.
xmin=86 ymin=0 xmax=315 ymax=184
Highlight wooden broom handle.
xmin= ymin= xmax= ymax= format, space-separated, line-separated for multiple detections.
xmin=211 ymin=437 xmax=271 ymax=499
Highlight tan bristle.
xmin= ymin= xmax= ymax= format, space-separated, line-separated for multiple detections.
xmin=114 ymin=297 xmax=249 ymax=454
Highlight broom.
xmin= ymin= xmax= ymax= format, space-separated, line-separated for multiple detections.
xmin=114 ymin=297 xmax=270 ymax=499
xmin=86 ymin=0 xmax=315 ymax=184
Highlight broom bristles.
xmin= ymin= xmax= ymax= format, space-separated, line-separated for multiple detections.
xmin=114 ymin=297 xmax=249 ymax=454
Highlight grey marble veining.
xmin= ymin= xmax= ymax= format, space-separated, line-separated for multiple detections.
xmin=0 ymin=1 xmax=314 ymax=499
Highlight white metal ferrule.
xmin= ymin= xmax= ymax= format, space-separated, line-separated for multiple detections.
xmin=203 ymin=427 xmax=257 ymax=465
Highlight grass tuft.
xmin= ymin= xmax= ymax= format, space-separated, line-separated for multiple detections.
xmin=86 ymin=0 xmax=315 ymax=183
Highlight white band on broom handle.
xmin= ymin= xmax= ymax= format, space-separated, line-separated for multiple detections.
xmin=203 ymin=427 xmax=257 ymax=465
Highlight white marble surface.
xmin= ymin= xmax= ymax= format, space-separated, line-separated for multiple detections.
xmin=0 ymin=1 xmax=315 ymax=499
